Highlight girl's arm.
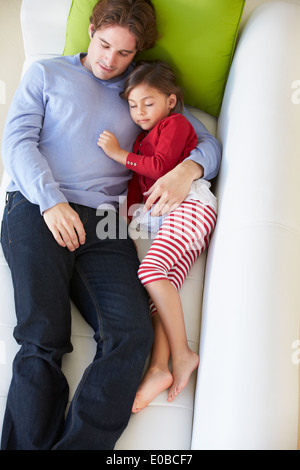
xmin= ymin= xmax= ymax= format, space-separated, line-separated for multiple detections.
xmin=98 ymin=111 xmax=222 ymax=216
xmin=98 ymin=115 xmax=196 ymax=179
xmin=98 ymin=111 xmax=222 ymax=181
xmin=144 ymin=108 xmax=222 ymax=215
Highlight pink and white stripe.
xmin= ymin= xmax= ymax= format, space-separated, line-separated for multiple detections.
xmin=137 ymin=200 xmax=217 ymax=315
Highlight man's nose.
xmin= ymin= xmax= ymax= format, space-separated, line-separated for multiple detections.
xmin=104 ymin=50 xmax=117 ymax=68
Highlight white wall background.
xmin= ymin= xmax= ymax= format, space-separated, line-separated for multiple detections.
xmin=0 ymin=0 xmax=24 ymax=180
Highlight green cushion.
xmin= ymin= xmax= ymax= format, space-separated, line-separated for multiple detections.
xmin=63 ymin=0 xmax=245 ymax=117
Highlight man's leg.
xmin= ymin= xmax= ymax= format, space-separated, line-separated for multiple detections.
xmin=53 ymin=208 xmax=153 ymax=450
xmin=1 ymin=192 xmax=74 ymax=450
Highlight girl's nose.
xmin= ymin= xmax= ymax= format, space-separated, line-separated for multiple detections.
xmin=137 ymin=106 xmax=145 ymax=116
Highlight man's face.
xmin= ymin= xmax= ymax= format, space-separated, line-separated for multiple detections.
xmin=82 ymin=24 xmax=137 ymax=80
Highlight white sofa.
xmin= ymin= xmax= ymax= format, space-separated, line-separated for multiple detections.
xmin=0 ymin=0 xmax=300 ymax=450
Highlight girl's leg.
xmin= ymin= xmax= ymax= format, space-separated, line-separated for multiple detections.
xmin=132 ymin=314 xmax=173 ymax=413
xmin=138 ymin=201 xmax=217 ymax=402
xmin=145 ymin=280 xmax=199 ymax=402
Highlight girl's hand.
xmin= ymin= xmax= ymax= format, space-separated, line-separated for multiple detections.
xmin=97 ymin=130 xmax=129 ymax=165
xmin=97 ymin=130 xmax=120 ymax=158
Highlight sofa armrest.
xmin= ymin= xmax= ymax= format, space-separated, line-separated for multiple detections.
xmin=0 ymin=0 xmax=72 ymax=223
xmin=192 ymin=1 xmax=300 ymax=450
xmin=20 ymin=0 xmax=72 ymax=70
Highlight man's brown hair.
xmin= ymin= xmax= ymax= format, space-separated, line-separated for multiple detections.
xmin=90 ymin=0 xmax=159 ymax=52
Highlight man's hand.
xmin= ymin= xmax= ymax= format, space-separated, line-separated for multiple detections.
xmin=43 ymin=202 xmax=86 ymax=251
xmin=144 ymin=160 xmax=204 ymax=216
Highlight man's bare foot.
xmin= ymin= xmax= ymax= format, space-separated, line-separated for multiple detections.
xmin=167 ymin=350 xmax=199 ymax=402
xmin=132 ymin=366 xmax=173 ymax=413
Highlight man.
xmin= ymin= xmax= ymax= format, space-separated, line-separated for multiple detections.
xmin=1 ymin=0 xmax=221 ymax=449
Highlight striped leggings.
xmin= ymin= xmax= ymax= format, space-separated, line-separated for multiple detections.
xmin=137 ymin=200 xmax=217 ymax=315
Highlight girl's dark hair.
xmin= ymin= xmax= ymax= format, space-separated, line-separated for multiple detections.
xmin=121 ymin=60 xmax=184 ymax=113
xmin=90 ymin=0 xmax=159 ymax=52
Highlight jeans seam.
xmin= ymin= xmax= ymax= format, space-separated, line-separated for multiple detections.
xmin=54 ymin=262 xmax=107 ymax=449
xmin=7 ymin=195 xmax=27 ymax=215
xmin=73 ymin=262 xmax=106 ymax=356
xmin=55 ymin=359 xmax=94 ymax=450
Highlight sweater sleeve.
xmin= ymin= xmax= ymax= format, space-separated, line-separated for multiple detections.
xmin=182 ymin=106 xmax=222 ymax=180
xmin=1 ymin=62 xmax=67 ymax=213
xmin=126 ymin=116 xmax=197 ymax=180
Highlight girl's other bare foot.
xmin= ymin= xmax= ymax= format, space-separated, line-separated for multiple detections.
xmin=167 ymin=350 xmax=199 ymax=402
xmin=132 ymin=366 xmax=173 ymax=413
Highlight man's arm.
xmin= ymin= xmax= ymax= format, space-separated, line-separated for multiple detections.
xmin=144 ymin=107 xmax=221 ymax=216
xmin=143 ymin=159 xmax=203 ymax=216
xmin=182 ymin=106 xmax=222 ymax=180
xmin=2 ymin=62 xmax=68 ymax=213
xmin=2 ymin=63 xmax=85 ymax=250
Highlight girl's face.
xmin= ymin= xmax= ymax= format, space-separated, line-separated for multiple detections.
xmin=83 ymin=24 xmax=137 ymax=80
xmin=128 ymin=84 xmax=177 ymax=131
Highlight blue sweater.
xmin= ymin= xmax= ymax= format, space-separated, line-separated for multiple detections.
xmin=2 ymin=53 xmax=221 ymax=214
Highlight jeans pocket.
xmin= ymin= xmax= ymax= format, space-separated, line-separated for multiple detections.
xmin=7 ymin=191 xmax=28 ymax=215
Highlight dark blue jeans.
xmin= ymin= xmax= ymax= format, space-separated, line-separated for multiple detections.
xmin=0 ymin=192 xmax=153 ymax=450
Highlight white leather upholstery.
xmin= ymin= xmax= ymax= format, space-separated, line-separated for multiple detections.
xmin=21 ymin=0 xmax=72 ymax=63
xmin=0 ymin=0 xmax=299 ymax=450
xmin=192 ymin=1 xmax=300 ymax=450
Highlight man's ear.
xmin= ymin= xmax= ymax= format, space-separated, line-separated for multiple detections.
xmin=168 ymin=94 xmax=177 ymax=110
xmin=88 ymin=23 xmax=95 ymax=39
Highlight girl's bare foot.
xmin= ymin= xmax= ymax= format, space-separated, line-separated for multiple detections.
xmin=132 ymin=366 xmax=173 ymax=413
xmin=167 ymin=350 xmax=199 ymax=402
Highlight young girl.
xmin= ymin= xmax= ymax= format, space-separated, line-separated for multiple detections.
xmin=97 ymin=60 xmax=217 ymax=413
